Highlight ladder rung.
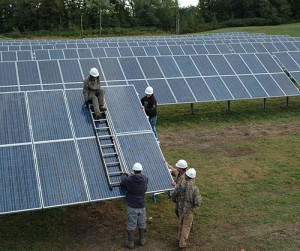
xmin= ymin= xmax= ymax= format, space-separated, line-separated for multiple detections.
xmin=96 ymin=126 xmax=109 ymax=130
xmin=102 ymin=152 xmax=117 ymax=157
xmin=110 ymin=182 xmax=121 ymax=186
xmin=101 ymin=143 xmax=114 ymax=147
xmin=105 ymin=161 xmax=120 ymax=165
xmin=108 ymin=171 xmax=123 ymax=175
xmin=98 ymin=135 xmax=114 ymax=139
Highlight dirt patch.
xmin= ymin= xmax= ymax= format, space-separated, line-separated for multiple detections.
xmin=63 ymin=122 xmax=300 ymax=251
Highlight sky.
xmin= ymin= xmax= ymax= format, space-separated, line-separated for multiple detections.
xmin=179 ymin=0 xmax=198 ymax=8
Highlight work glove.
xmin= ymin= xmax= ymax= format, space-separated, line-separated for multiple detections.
xmin=85 ymin=100 xmax=90 ymax=107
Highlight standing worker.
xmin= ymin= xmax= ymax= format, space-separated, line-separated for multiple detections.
xmin=121 ymin=163 xmax=149 ymax=249
xmin=83 ymin=67 xmax=106 ymax=119
xmin=172 ymin=168 xmax=202 ymax=251
xmin=168 ymin=159 xmax=188 ymax=186
xmin=140 ymin=86 xmax=159 ymax=142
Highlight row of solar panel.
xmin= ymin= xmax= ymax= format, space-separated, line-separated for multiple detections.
xmin=1 ymin=42 xmax=300 ymax=62
xmin=1 ymin=52 xmax=296 ymax=85
xmin=1 ymin=54 xmax=300 ymax=102
xmin=0 ymin=87 xmax=174 ymax=214
xmin=1 ymin=37 xmax=300 ymax=52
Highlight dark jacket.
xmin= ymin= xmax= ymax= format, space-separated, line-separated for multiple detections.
xmin=121 ymin=173 xmax=148 ymax=208
xmin=141 ymin=94 xmax=157 ymax=118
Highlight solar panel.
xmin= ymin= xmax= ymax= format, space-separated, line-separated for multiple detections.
xmin=138 ymin=57 xmax=164 ymax=79
xmin=118 ymin=47 xmax=133 ymax=57
xmin=192 ymin=55 xmax=218 ymax=76
xmin=203 ymin=44 xmax=220 ymax=54
xmin=156 ymin=46 xmax=172 ymax=55
xmin=221 ymin=76 xmax=251 ymax=99
xmin=2 ymin=51 xmax=17 ymax=61
xmin=27 ymin=90 xmax=73 ymax=141
xmin=239 ymin=75 xmax=268 ymax=98
xmin=38 ymin=60 xmax=63 ymax=84
xmin=0 ymin=145 xmax=41 ymax=214
xmin=230 ymin=43 xmax=246 ymax=53
xmin=274 ymin=52 xmax=300 ymax=71
xmin=91 ymin=48 xmax=106 ymax=58
xmin=208 ymin=54 xmax=235 ymax=75
xmin=59 ymin=59 xmax=83 ymax=83
xmin=77 ymin=48 xmax=93 ymax=58
xmin=63 ymin=49 xmax=79 ymax=59
xmin=119 ymin=57 xmax=144 ymax=79
xmin=240 ymin=54 xmax=268 ymax=74
xmin=167 ymin=78 xmax=196 ymax=103
xmin=17 ymin=51 xmax=32 ymax=61
xmin=17 ymin=61 xmax=41 ymax=85
xmin=255 ymin=74 xmax=285 ymax=97
xmin=204 ymin=76 xmax=234 ymax=100
xmin=169 ymin=45 xmax=185 ymax=55
xmin=156 ymin=56 xmax=182 ymax=78
xmin=131 ymin=47 xmax=146 ymax=56
xmin=174 ymin=55 xmax=200 ymax=77
xmin=0 ymin=62 xmax=18 ymax=86
xmin=144 ymin=46 xmax=160 ymax=56
xmin=289 ymin=51 xmax=300 ymax=65
xmin=255 ymin=53 xmax=283 ymax=73
xmin=35 ymin=50 xmax=50 ymax=60
xmin=148 ymin=79 xmax=176 ymax=104
xmin=49 ymin=49 xmax=64 ymax=59
xmin=100 ymin=58 xmax=124 ymax=81
xmin=105 ymin=47 xmax=120 ymax=57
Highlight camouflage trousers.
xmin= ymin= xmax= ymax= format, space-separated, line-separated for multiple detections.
xmin=87 ymin=89 xmax=105 ymax=114
xmin=178 ymin=212 xmax=194 ymax=249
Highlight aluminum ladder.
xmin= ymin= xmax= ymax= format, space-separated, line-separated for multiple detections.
xmin=87 ymin=104 xmax=124 ymax=190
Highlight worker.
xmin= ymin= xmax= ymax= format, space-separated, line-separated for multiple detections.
xmin=172 ymin=168 xmax=202 ymax=251
xmin=83 ymin=67 xmax=106 ymax=119
xmin=168 ymin=159 xmax=188 ymax=186
xmin=120 ymin=163 xmax=149 ymax=249
xmin=140 ymin=86 xmax=158 ymax=142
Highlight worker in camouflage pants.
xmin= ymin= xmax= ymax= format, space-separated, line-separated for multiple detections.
xmin=83 ymin=67 xmax=106 ymax=119
xmin=172 ymin=168 xmax=202 ymax=251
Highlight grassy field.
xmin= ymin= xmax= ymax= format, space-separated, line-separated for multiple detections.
xmin=1 ymin=25 xmax=300 ymax=250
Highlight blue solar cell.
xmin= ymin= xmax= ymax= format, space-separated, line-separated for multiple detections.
xmin=173 ymin=56 xmax=200 ymax=77
xmin=167 ymin=78 xmax=196 ymax=103
xmin=191 ymin=55 xmax=218 ymax=76
xmin=117 ymin=133 xmax=174 ymax=192
xmin=35 ymin=50 xmax=50 ymax=60
xmin=131 ymin=47 xmax=146 ymax=56
xmin=38 ymin=60 xmax=62 ymax=84
xmin=240 ymin=43 xmax=257 ymax=53
xmin=262 ymin=42 xmax=278 ymax=53
xmin=59 ymin=59 xmax=83 ymax=83
xmin=255 ymin=74 xmax=285 ymax=97
xmin=49 ymin=49 xmax=64 ymax=59
xmin=91 ymin=48 xmax=106 ymax=58
xmin=55 ymin=43 xmax=67 ymax=49
xmin=181 ymin=45 xmax=196 ymax=55
xmin=2 ymin=51 xmax=17 ymax=61
xmin=222 ymin=76 xmax=251 ymax=99
xmin=105 ymin=47 xmax=120 ymax=57
xmin=100 ymin=58 xmax=124 ymax=81
xmin=27 ymin=90 xmax=73 ymax=141
xmin=224 ymin=54 xmax=251 ymax=74
xmin=185 ymin=77 xmax=214 ymax=102
xmin=35 ymin=141 xmax=88 ymax=207
xmin=63 ymin=49 xmax=78 ymax=59
xmin=271 ymin=73 xmax=300 ymax=95
xmin=17 ymin=61 xmax=40 ymax=85
xmin=169 ymin=46 xmax=184 ymax=55
xmin=240 ymin=54 xmax=268 ymax=74
xmin=118 ymin=47 xmax=133 ymax=57
xmin=289 ymin=51 xmax=300 ymax=65
xmin=192 ymin=44 xmax=209 ymax=54
xmin=0 ymin=62 xmax=17 ymax=86
xmin=65 ymin=89 xmax=94 ymax=138
xmin=157 ymin=46 xmax=172 ymax=55
xmin=9 ymin=45 xmax=19 ymax=51
xmin=239 ymin=75 xmax=268 ymax=98
xmin=42 ymin=84 xmax=63 ymax=90
xmin=0 ymin=86 xmax=19 ymax=93
xmin=282 ymin=42 xmax=298 ymax=51
xmin=127 ymin=80 xmax=148 ymax=97
xmin=78 ymin=138 xmax=123 ymax=200
xmin=148 ymin=79 xmax=176 ymax=104
xmin=156 ymin=56 xmax=182 ymax=78
xmin=144 ymin=46 xmax=159 ymax=56
xmin=0 ymin=46 xmax=8 ymax=51
xmin=17 ymin=51 xmax=32 ymax=61
xmin=230 ymin=43 xmax=246 ymax=53
xmin=106 ymin=81 xmax=127 ymax=86
xmin=274 ymin=52 xmax=300 ymax=71
xmin=204 ymin=44 xmax=220 ymax=54
xmin=79 ymin=58 xmax=103 ymax=81
xmin=255 ymin=53 xmax=283 ymax=73
xmin=289 ymin=72 xmax=300 ymax=86
xmin=138 ymin=57 xmax=164 ymax=79
xmin=77 ymin=48 xmax=93 ymax=58
xmin=251 ymin=43 xmax=268 ymax=52
xmin=0 ymin=145 xmax=41 ymax=214
xmin=0 ymin=92 xmax=31 ymax=144
xmin=208 ymin=55 xmax=235 ymax=75
xmin=215 ymin=44 xmax=232 ymax=54
xmin=105 ymin=86 xmax=151 ymax=133
xmin=66 ymin=43 xmax=77 ymax=49
xmin=77 ymin=43 xmax=88 ymax=48
xmin=119 ymin=57 xmax=144 ymax=79
xmin=272 ymin=42 xmax=288 ymax=52
xmin=204 ymin=76 xmax=233 ymax=100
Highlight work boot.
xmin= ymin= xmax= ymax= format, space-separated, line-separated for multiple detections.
xmin=99 ymin=105 xmax=107 ymax=111
xmin=94 ymin=112 xmax=101 ymax=119
xmin=138 ymin=228 xmax=146 ymax=246
xmin=125 ymin=230 xmax=134 ymax=249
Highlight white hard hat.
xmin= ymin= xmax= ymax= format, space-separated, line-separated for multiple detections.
xmin=186 ymin=168 xmax=196 ymax=178
xmin=145 ymin=86 xmax=153 ymax=95
xmin=132 ymin=162 xmax=143 ymax=171
xmin=175 ymin=159 xmax=188 ymax=169
xmin=90 ymin=67 xmax=99 ymax=77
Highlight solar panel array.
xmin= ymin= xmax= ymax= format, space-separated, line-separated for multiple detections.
xmin=1 ymin=32 xmax=300 ymax=215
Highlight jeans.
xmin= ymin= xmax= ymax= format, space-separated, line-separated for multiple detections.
xmin=149 ymin=116 xmax=158 ymax=140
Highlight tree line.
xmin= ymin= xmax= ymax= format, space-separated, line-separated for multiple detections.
xmin=1 ymin=0 xmax=300 ymax=37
